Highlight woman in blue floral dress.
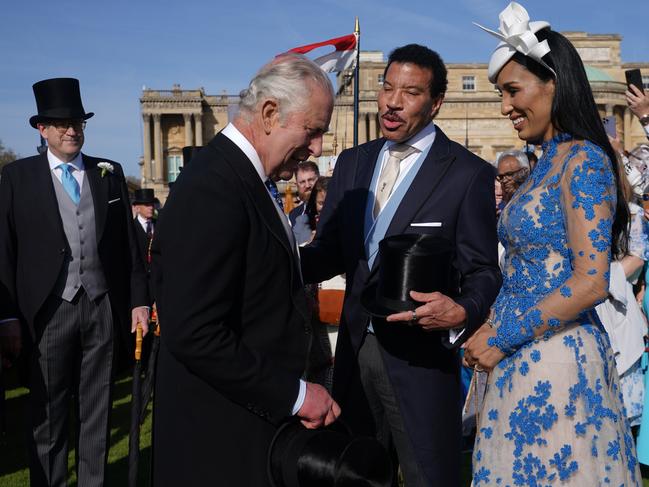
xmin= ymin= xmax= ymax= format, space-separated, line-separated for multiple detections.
xmin=465 ymin=3 xmax=641 ymax=484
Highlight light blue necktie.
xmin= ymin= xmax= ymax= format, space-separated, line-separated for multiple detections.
xmin=58 ymin=163 xmax=81 ymax=205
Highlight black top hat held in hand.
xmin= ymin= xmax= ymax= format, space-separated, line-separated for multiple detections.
xmin=268 ymin=421 xmax=393 ymax=487
xmin=361 ymin=234 xmax=455 ymax=318
xmin=29 ymin=78 xmax=94 ymax=128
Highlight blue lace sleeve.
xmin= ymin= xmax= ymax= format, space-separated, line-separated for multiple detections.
xmin=489 ymin=142 xmax=615 ymax=354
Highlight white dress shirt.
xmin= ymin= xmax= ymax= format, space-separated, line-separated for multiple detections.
xmin=372 ymin=122 xmax=436 ymax=208
xmin=137 ymin=214 xmax=152 ymax=234
xmin=221 ymin=123 xmax=307 ymax=416
xmin=48 ymin=149 xmax=85 ymax=192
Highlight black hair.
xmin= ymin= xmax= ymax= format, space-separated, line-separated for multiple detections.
xmin=305 ymin=176 xmax=331 ymax=231
xmin=510 ymin=28 xmax=628 ymax=257
xmin=384 ymin=44 xmax=448 ymax=98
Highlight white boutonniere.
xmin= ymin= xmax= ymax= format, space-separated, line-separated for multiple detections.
xmin=97 ymin=162 xmax=114 ymax=178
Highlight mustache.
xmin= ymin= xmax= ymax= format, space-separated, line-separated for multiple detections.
xmin=380 ymin=111 xmax=405 ymax=123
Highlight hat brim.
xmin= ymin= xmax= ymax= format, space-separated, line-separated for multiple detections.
xmin=487 ymin=20 xmax=550 ymax=83
xmin=267 ymin=420 xmax=353 ymax=487
xmin=132 ymin=199 xmax=155 ymax=205
xmin=29 ymin=111 xmax=94 ymax=129
xmin=360 ymin=281 xmax=415 ymax=319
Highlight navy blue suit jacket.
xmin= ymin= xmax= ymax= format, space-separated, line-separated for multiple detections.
xmin=300 ymin=126 xmax=501 ymax=484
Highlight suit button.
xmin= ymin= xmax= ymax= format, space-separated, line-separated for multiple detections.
xmin=80 ymin=240 xmax=84 ymax=245
xmin=76 ymin=211 xmax=80 ymax=216
xmin=80 ymin=255 xmax=85 ymax=261
xmin=59 ymin=248 xmax=66 ymax=254
xmin=79 ymin=269 xmax=84 ymax=275
xmin=78 ymin=225 xmax=83 ymax=230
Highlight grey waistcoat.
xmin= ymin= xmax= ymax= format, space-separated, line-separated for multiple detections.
xmin=51 ymin=170 xmax=108 ymax=302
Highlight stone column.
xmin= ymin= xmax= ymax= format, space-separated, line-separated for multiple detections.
xmin=194 ymin=112 xmax=203 ymax=146
xmin=153 ymin=114 xmax=163 ymax=181
xmin=183 ymin=113 xmax=194 ymax=147
xmin=142 ymin=114 xmax=152 ymax=181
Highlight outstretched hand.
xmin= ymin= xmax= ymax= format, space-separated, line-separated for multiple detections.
xmin=386 ymin=291 xmax=467 ymax=331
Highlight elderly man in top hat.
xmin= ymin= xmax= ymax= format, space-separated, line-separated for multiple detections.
xmin=132 ymin=188 xmax=156 ymax=294
xmin=0 ymin=77 xmax=149 ymax=486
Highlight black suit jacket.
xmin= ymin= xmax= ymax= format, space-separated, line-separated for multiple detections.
xmin=0 ymin=153 xmax=148 ymax=346
xmin=133 ymin=217 xmax=155 ymax=302
xmin=152 ymin=132 xmax=310 ymax=487
xmin=300 ymin=126 xmax=501 ymax=484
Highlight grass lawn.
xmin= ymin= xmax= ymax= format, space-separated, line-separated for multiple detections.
xmin=1 ymin=366 xmax=648 ymax=486
xmin=0 ymin=368 xmax=152 ymax=487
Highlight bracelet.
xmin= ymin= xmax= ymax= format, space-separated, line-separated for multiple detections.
xmin=485 ymin=318 xmax=495 ymax=328
xmin=640 ymin=114 xmax=649 ymax=127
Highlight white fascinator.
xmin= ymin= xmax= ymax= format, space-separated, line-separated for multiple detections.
xmin=474 ymin=2 xmax=556 ymax=83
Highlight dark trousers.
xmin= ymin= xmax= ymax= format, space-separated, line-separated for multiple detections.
xmin=358 ymin=333 xmax=427 ymax=487
xmin=28 ymin=291 xmax=114 ymax=487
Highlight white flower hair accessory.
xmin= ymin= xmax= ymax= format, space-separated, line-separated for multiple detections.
xmin=474 ymin=2 xmax=556 ymax=83
xmin=97 ymin=162 xmax=114 ymax=177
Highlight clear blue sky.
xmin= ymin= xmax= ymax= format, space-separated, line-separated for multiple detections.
xmin=1 ymin=0 xmax=646 ymax=177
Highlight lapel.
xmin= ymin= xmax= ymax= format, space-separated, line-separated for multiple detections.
xmin=346 ymin=139 xmax=384 ymax=265
xmin=83 ymin=155 xmax=109 ymax=242
xmin=209 ymin=134 xmax=309 ymax=321
xmin=384 ymin=127 xmax=456 ymax=238
xmin=31 ymin=153 xmax=67 ymax=245
xmin=209 ymin=134 xmax=294 ymax=262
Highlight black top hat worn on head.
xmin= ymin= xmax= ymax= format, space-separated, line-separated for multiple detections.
xmin=132 ymin=188 xmax=155 ymax=205
xmin=29 ymin=78 xmax=94 ymax=129
xmin=182 ymin=146 xmax=203 ymax=167
xmin=361 ymin=233 xmax=456 ymax=318
xmin=268 ymin=420 xmax=393 ymax=487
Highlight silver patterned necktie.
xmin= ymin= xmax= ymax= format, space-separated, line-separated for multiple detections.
xmin=373 ymin=143 xmax=417 ymax=217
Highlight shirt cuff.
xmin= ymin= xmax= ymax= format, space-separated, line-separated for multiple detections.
xmin=448 ymin=327 xmax=466 ymax=344
xmin=291 ymin=379 xmax=307 ymax=415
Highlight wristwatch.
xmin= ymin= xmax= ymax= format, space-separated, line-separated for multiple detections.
xmin=640 ymin=114 xmax=649 ymax=127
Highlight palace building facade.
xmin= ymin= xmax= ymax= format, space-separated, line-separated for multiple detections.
xmin=140 ymin=32 xmax=649 ymax=203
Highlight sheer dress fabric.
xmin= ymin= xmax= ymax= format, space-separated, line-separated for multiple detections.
xmin=473 ymin=134 xmax=641 ymax=486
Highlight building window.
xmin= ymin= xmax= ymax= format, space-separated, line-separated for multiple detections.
xmin=643 ymin=75 xmax=649 ymax=91
xmin=377 ymin=73 xmax=384 ymax=85
xmin=167 ymin=154 xmax=182 ymax=183
xmin=462 ymin=75 xmax=476 ymax=91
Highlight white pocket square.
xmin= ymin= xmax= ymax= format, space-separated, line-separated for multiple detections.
xmin=410 ymin=222 xmax=442 ymax=227
xmin=108 ymin=198 xmax=121 ymax=204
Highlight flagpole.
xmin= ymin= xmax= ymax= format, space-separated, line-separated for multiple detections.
xmin=353 ymin=17 xmax=360 ymax=147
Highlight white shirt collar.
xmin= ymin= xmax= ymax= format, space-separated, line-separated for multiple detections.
xmin=221 ymin=123 xmax=266 ymax=183
xmin=385 ymin=122 xmax=437 ymax=153
xmin=47 ymin=148 xmax=84 ymax=172
xmin=136 ymin=214 xmax=151 ymax=226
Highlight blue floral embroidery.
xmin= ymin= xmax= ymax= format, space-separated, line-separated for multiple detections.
xmin=473 ymin=135 xmax=639 ymax=485
xmin=549 ymin=444 xmax=578 ymax=481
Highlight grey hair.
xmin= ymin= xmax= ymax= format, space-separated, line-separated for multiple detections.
xmin=238 ymin=53 xmax=333 ymax=122
xmin=497 ymin=149 xmax=529 ymax=169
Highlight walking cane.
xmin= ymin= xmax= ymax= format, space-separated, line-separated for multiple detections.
xmin=128 ymin=322 xmax=144 ymax=487
xmin=139 ymin=313 xmax=160 ymax=424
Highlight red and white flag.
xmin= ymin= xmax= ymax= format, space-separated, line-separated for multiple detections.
xmin=284 ymin=33 xmax=357 ymax=73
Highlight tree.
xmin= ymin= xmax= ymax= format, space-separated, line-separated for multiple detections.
xmin=0 ymin=140 xmax=19 ymax=172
